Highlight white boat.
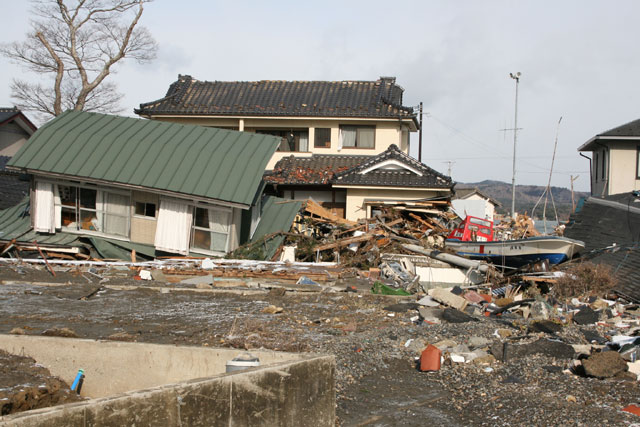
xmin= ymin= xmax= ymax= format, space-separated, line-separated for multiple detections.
xmin=445 ymin=215 xmax=585 ymax=268
xmin=444 ymin=236 xmax=585 ymax=268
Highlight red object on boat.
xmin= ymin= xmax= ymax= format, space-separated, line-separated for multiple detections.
xmin=448 ymin=216 xmax=494 ymax=242
xmin=420 ymin=345 xmax=442 ymax=371
xmin=622 ymin=404 xmax=640 ymax=416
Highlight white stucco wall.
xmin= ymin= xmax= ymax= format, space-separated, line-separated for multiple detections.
xmin=607 ymin=142 xmax=640 ymax=195
xmin=148 ymin=116 xmax=415 ymax=169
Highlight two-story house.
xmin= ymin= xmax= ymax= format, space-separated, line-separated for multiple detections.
xmin=579 ymin=118 xmax=640 ymax=196
xmin=136 ymin=75 xmax=454 ymax=221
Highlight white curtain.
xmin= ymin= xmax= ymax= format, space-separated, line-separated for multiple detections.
xmin=34 ymin=181 xmax=55 ymax=233
xmin=340 ymin=127 xmax=356 ymax=148
xmin=299 ymin=132 xmax=309 ymax=152
xmin=209 ymin=209 xmax=230 ymax=252
xmin=53 ymin=185 xmax=61 ymax=229
xmin=155 ymin=198 xmax=192 ymax=254
xmin=103 ymin=192 xmax=130 ymax=236
xmin=359 ymin=127 xmax=374 ymax=148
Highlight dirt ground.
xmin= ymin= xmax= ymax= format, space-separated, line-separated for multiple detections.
xmin=0 ymin=263 xmax=639 ymax=426
xmin=0 ymin=350 xmax=84 ymax=416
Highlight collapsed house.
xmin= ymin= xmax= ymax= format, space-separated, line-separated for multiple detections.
xmin=264 ymin=144 xmax=453 ymax=221
xmin=564 ymin=192 xmax=640 ymax=302
xmin=2 ymin=110 xmax=299 ymax=258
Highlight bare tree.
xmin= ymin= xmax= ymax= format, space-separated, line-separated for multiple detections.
xmin=1 ymin=0 xmax=157 ymax=119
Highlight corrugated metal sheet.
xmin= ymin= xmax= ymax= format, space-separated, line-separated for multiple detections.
xmin=250 ymin=196 xmax=301 ymax=260
xmin=8 ymin=111 xmax=280 ymax=207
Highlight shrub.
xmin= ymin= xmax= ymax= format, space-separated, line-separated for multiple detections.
xmin=553 ymin=261 xmax=617 ymax=300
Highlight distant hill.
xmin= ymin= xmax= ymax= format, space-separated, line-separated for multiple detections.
xmin=458 ymin=180 xmax=590 ymax=220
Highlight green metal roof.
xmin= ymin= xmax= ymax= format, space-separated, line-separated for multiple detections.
xmin=250 ymin=196 xmax=302 ymax=260
xmin=7 ymin=111 xmax=280 ymax=207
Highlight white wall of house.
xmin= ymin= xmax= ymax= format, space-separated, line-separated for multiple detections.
xmin=33 ymin=177 xmax=243 ymax=255
xmin=588 ymin=142 xmax=640 ymax=196
xmin=152 ymin=117 xmax=414 ymax=169
xmin=0 ymin=122 xmax=30 ymax=156
xmin=452 ymin=199 xmax=495 ymax=221
xmin=606 ymin=141 xmax=640 ymax=195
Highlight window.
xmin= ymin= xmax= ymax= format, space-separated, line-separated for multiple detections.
xmin=594 ymin=152 xmax=599 ymax=183
xmin=190 ymin=206 xmax=231 ymax=253
xmin=601 ymin=150 xmax=607 ymax=180
xmin=340 ymin=125 xmax=375 ymax=148
xmin=59 ymin=185 xmax=130 ymax=237
xmin=314 ymin=128 xmax=331 ymax=148
xmin=256 ymin=129 xmax=309 ymax=152
xmin=135 ymin=201 xmax=156 ymax=218
xmin=637 ymin=146 xmax=640 ymax=179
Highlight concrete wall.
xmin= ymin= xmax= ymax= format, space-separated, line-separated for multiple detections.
xmin=0 ymin=335 xmax=335 ymax=426
xmin=153 ymin=116 xmax=413 ymax=169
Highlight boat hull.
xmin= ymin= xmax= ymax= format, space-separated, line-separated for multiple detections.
xmin=444 ymin=236 xmax=585 ymax=268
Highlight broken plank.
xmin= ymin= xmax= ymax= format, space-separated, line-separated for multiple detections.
xmin=304 ymin=199 xmax=357 ymax=226
xmin=314 ymin=233 xmax=380 ymax=251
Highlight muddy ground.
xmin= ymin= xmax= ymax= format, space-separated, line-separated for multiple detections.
xmin=0 ymin=263 xmax=639 ymax=426
xmin=0 ymin=350 xmax=83 ymax=416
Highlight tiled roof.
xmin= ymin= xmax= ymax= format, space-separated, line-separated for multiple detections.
xmin=0 ymin=107 xmax=19 ymax=123
xmin=265 ymin=145 xmax=453 ymax=189
xmin=0 ymin=107 xmax=37 ymax=132
xmin=0 ymin=156 xmax=30 ymax=210
xmin=333 ymin=144 xmax=453 ymax=189
xmin=564 ymin=193 xmax=640 ymax=302
xmin=265 ymin=154 xmax=372 ymax=185
xmin=599 ymin=118 xmax=640 ymax=137
xmin=578 ymin=117 xmax=640 ymax=151
xmin=0 ymin=174 xmax=29 ymax=210
xmin=135 ymin=75 xmax=417 ymax=122
xmin=454 ymin=187 xmax=502 ymax=207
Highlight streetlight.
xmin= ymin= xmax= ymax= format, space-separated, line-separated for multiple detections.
xmin=509 ymin=72 xmax=521 ymax=219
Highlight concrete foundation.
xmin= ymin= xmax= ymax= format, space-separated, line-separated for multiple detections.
xmin=0 ymin=335 xmax=335 ymax=426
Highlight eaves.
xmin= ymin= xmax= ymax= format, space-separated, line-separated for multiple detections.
xmin=140 ymin=113 xmax=418 ymax=129
xmin=578 ymin=135 xmax=640 ymax=152
xmin=13 ymin=168 xmax=250 ymax=210
xmin=331 ymin=184 xmax=452 ymax=191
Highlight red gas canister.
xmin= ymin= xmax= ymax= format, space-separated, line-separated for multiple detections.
xmin=420 ymin=344 xmax=442 ymax=371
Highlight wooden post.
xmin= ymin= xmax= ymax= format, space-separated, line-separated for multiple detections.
xmin=570 ymin=175 xmax=579 ymax=213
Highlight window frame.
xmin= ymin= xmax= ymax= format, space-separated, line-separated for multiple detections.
xmin=340 ymin=125 xmax=376 ymax=149
xmin=54 ymin=180 xmax=131 ymax=239
xmin=255 ymin=129 xmax=310 ymax=153
xmin=189 ymin=203 xmax=232 ymax=255
xmin=314 ymin=128 xmax=331 ymax=148
xmin=134 ymin=201 xmax=157 ymax=219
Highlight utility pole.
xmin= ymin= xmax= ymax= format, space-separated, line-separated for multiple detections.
xmin=509 ymin=72 xmax=521 ymax=219
xmin=443 ymin=161 xmax=455 ymax=178
xmin=570 ymin=175 xmax=579 ymax=212
xmin=418 ymin=102 xmax=423 ymax=163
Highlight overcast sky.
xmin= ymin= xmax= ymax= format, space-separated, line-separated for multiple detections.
xmin=3 ymin=0 xmax=640 ymax=192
